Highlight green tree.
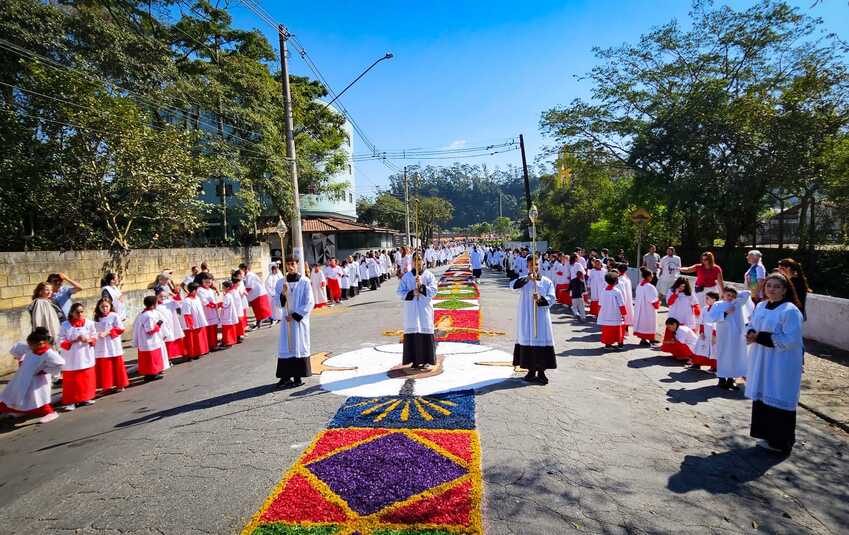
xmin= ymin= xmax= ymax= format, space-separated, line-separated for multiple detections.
xmin=416 ymin=197 xmax=453 ymax=245
xmin=356 ymin=192 xmax=406 ymax=230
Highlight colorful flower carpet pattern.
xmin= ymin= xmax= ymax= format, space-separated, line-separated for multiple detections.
xmin=242 ymin=256 xmax=485 ymax=535
xmin=433 ymin=257 xmax=481 ymax=344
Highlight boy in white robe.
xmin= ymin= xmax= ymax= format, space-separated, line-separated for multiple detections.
xmin=58 ymin=303 xmax=98 ymax=409
xmin=219 ymin=281 xmax=242 ymax=348
xmin=510 ymin=257 xmax=557 ymax=384
xmin=182 ymin=282 xmax=209 ymax=359
xmin=311 ymin=264 xmax=328 ymax=308
xmin=692 ymin=291 xmax=720 ymax=370
xmin=276 ymin=257 xmax=315 ymax=388
xmin=615 ymin=263 xmax=635 ymax=335
xmin=196 ymin=273 xmax=221 ymax=351
xmin=265 ymin=263 xmax=284 ymax=323
xmin=156 ymin=288 xmax=186 ymax=361
xmin=0 ymin=328 xmax=64 ymax=423
xmin=132 ymin=296 xmax=166 ymax=381
xmin=241 ymin=263 xmax=273 ymax=328
xmin=597 ymin=272 xmax=627 ymax=349
xmin=705 ymin=288 xmax=753 ymax=390
xmin=633 ymin=268 xmax=660 ymax=345
xmin=587 ymin=259 xmax=608 ymax=317
xmin=397 ymin=253 xmax=439 ymax=369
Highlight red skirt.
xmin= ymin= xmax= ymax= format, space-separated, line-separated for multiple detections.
xmin=95 ymin=356 xmax=129 ymax=390
xmin=238 ymin=314 xmax=248 ymax=336
xmin=137 ymin=347 xmax=164 ymax=376
xmin=221 ymin=323 xmax=238 ymax=346
xmin=250 ymin=294 xmax=272 ymax=321
xmin=590 ymin=300 xmax=601 ymax=316
xmin=62 ymin=367 xmax=97 ymax=405
xmin=165 ymin=338 xmax=184 ymax=359
xmin=185 ymin=327 xmax=209 ymax=357
xmin=600 ymin=325 xmax=624 ymax=345
xmin=555 ymin=284 xmax=572 ymax=305
xmin=326 ymin=279 xmax=341 ymax=301
xmin=634 ymin=331 xmax=656 ymax=342
xmin=691 ymin=355 xmax=718 ymax=368
xmin=0 ymin=401 xmax=54 ymax=417
xmin=661 ymin=331 xmax=694 ymax=360
xmin=205 ymin=324 xmax=219 ymax=349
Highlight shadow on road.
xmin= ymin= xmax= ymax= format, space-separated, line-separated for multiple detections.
xmin=659 ymin=368 xmax=715 ymax=384
xmin=627 ymin=355 xmax=682 ymax=369
xmin=666 ymin=385 xmax=746 ymax=405
xmin=668 ymin=446 xmax=786 ymax=495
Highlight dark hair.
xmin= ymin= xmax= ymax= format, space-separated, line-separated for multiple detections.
xmin=68 ymin=302 xmax=84 ymax=320
xmin=32 ymin=282 xmax=50 ymax=301
xmin=222 ymin=280 xmax=233 ymax=290
xmin=569 ymin=254 xmax=578 ymax=265
xmin=200 ymin=262 xmax=209 ymax=270
xmin=101 ymin=272 xmax=117 ymax=288
xmin=616 ymin=263 xmax=628 ymax=273
xmin=187 ymin=282 xmax=199 ymax=293
xmin=93 ymin=298 xmax=113 ymax=321
xmin=764 ymin=272 xmax=802 ymax=309
xmin=665 ymin=317 xmax=680 ymax=328
xmin=143 ymin=295 xmax=157 ymax=308
xmin=777 ymin=258 xmax=811 ymax=292
xmin=604 ymin=272 xmax=619 ymax=285
xmin=27 ymin=326 xmax=53 ymax=346
xmin=285 ymin=256 xmax=297 ymax=264
xmin=601 ymin=248 xmax=609 ymax=255
xmin=639 ymin=267 xmax=652 ymax=279
xmin=238 ymin=263 xmax=248 ymax=270
xmin=723 ymin=286 xmax=738 ymax=297
xmin=672 ymin=276 xmax=692 ymax=296
xmin=705 ymin=291 xmax=720 ymax=301
xmin=46 ymin=273 xmax=62 ymax=284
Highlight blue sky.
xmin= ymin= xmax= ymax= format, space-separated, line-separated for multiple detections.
xmin=226 ymin=0 xmax=849 ymax=197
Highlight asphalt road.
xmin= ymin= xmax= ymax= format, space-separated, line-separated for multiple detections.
xmin=0 ymin=267 xmax=847 ymax=535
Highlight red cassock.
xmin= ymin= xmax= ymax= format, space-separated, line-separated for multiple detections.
xmin=249 ymin=294 xmax=272 ymax=321
xmin=590 ymin=300 xmax=601 ymax=316
xmin=326 ymin=278 xmax=342 ymax=302
xmin=205 ymin=324 xmax=219 ymax=349
xmin=62 ymin=367 xmax=97 ymax=405
xmin=165 ymin=338 xmax=185 ymax=359
xmin=600 ymin=325 xmax=624 ymax=345
xmin=95 ymin=356 xmax=130 ymax=390
xmin=0 ymin=402 xmax=54 ymax=417
xmin=137 ymin=347 xmax=164 ymax=376
xmin=221 ymin=324 xmax=238 ymax=346
xmin=555 ymin=284 xmax=571 ymax=305
xmin=660 ymin=330 xmax=694 ymax=360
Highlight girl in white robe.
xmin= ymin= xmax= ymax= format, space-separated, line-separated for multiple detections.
xmin=100 ymin=273 xmax=127 ymax=322
xmin=58 ymin=303 xmax=98 ymax=409
xmin=661 ymin=317 xmax=699 ymax=361
xmin=276 ymin=257 xmax=315 ymax=388
xmin=219 ymin=281 xmax=241 ymax=347
xmin=132 ymin=296 xmax=166 ymax=380
xmin=397 ymin=258 xmax=439 ymax=368
xmin=93 ymin=298 xmax=128 ymax=392
xmin=745 ymin=273 xmax=805 ymax=454
xmin=265 ymin=263 xmax=285 ymax=322
xmin=0 ymin=329 xmax=65 ymax=423
xmin=310 ymin=264 xmax=328 ymax=308
xmin=181 ymin=283 xmax=209 ymax=359
xmin=705 ymin=288 xmax=753 ymax=389
xmin=633 ymin=268 xmax=659 ymax=345
xmin=692 ymin=291 xmax=720 ymax=369
xmin=665 ymin=277 xmax=700 ymax=336
xmin=587 ymin=260 xmax=608 ymax=317
xmin=615 ymin=264 xmax=635 ymax=334
xmin=156 ymin=288 xmax=186 ymax=360
xmin=597 ymin=272 xmax=627 ymax=348
xmin=196 ymin=273 xmax=220 ymax=350
xmin=510 ymin=257 xmax=557 ymax=384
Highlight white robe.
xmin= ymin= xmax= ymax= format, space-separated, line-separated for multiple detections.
xmin=666 ymin=290 xmax=699 ymax=331
xmin=470 ymin=249 xmax=483 ymax=270
xmin=219 ymin=291 xmax=241 ymax=325
xmin=182 ymin=296 xmax=208 ymax=330
xmin=276 ymin=275 xmax=314 ymax=358
xmin=244 ymin=271 xmax=268 ymax=303
xmin=94 ymin=313 xmax=124 ymax=358
xmin=675 ymin=325 xmax=699 ymax=349
xmin=616 ymin=276 xmax=635 ymax=327
xmin=101 ymin=285 xmax=126 ymax=321
xmin=397 ymin=270 xmax=439 ymax=334
xmin=265 ymin=271 xmax=285 ymax=320
xmin=693 ymin=309 xmax=718 ymax=359
xmin=596 ymin=286 xmax=626 ymax=326
xmin=510 ymin=276 xmax=556 ymax=347
xmin=59 ymin=320 xmax=97 ymax=371
xmin=197 ymin=287 xmax=220 ymax=325
xmin=633 ymin=281 xmax=659 ymax=336
xmin=132 ymin=310 xmax=166 ymax=352
xmin=1 ymin=343 xmax=64 ymax=411
xmin=745 ymin=301 xmax=805 ymax=411
xmin=705 ymin=291 xmax=753 ymax=378
xmin=587 ymin=268 xmax=608 ymax=302
xmin=310 ymin=270 xmax=328 ymax=306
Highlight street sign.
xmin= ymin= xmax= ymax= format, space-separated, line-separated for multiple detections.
xmin=630 ymin=207 xmax=652 ymax=224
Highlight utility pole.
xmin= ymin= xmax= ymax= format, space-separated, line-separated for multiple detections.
xmin=519 ymin=134 xmax=532 ymax=239
xmin=499 ymin=192 xmax=503 ymax=219
xmin=404 ymin=166 xmax=411 ymax=247
xmin=279 ymin=25 xmax=305 ymax=275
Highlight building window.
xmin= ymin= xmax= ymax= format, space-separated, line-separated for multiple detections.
xmin=349 ymin=192 xmax=353 ymax=203
xmin=348 ymin=164 xmax=352 ymax=175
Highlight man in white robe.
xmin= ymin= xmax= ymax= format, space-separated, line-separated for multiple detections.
xmin=397 ymin=253 xmax=439 ymax=369
xmin=510 ymin=257 xmax=557 ymax=385
xmin=275 ymin=257 xmax=315 ymax=388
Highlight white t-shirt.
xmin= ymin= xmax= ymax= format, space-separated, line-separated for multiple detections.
xmin=659 ymin=255 xmax=682 ymax=278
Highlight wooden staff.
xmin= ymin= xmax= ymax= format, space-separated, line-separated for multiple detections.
xmin=283 ymin=281 xmax=293 ymax=352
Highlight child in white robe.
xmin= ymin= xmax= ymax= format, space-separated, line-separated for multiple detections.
xmin=219 ymin=280 xmax=241 ymax=348
xmin=132 ymin=296 xmax=166 ymax=381
xmin=59 ymin=302 xmax=98 ymax=409
xmin=633 ymin=268 xmax=660 ymax=345
xmin=587 ymin=259 xmax=608 ymax=317
xmin=182 ymin=282 xmax=209 ymax=359
xmin=276 ymin=257 xmax=315 ymax=388
xmin=0 ymin=328 xmax=65 ymax=423
xmin=661 ymin=317 xmax=699 ymax=361
xmin=665 ymin=277 xmax=700 ymax=335
xmin=705 ymin=288 xmax=753 ymax=389
xmin=597 ymin=272 xmax=627 ymax=349
xmin=311 ymin=264 xmax=328 ymax=308
xmin=266 ymin=263 xmax=284 ymax=323
xmin=615 ymin=263 xmax=635 ymax=335
xmin=196 ymin=273 xmax=221 ymax=350
xmin=93 ymin=298 xmax=128 ymax=392
xmin=156 ymin=288 xmax=185 ymax=360
xmin=692 ymin=291 xmax=720 ymax=370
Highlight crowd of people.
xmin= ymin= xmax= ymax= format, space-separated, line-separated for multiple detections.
xmin=482 ymin=243 xmax=809 ymax=455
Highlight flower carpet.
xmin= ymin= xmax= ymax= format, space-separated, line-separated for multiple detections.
xmin=242 ymin=255 xmax=486 ymax=535
xmin=433 ymin=257 xmax=481 ymax=344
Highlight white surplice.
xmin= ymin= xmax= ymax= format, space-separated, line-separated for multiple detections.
xmin=510 ymin=275 xmax=557 ymax=347
xmin=1 ymin=343 xmax=64 ymax=411
xmin=705 ymin=291 xmax=753 ymax=378
xmin=745 ymin=301 xmax=805 ymax=411
xmin=397 ymin=270 xmax=438 ymax=334
xmin=633 ymin=281 xmax=659 ymax=336
xmin=276 ymin=275 xmax=314 ymax=358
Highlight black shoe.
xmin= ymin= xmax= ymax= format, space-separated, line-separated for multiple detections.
xmin=523 ymin=371 xmax=536 ymax=382
xmin=290 ymin=378 xmax=304 ymax=388
xmin=537 ymin=373 xmax=549 ymax=385
xmin=717 ymin=378 xmax=730 ymax=389
xmin=639 ymin=339 xmax=650 ymax=347
xmin=276 ymin=378 xmax=292 ymax=388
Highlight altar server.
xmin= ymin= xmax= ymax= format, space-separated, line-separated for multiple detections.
xmin=470 ymin=245 xmax=484 ymax=279
xmin=745 ymin=273 xmax=804 ymax=454
xmin=311 ymin=264 xmax=328 ymax=308
xmin=0 ymin=328 xmax=64 ymax=423
xmin=633 ymin=268 xmax=660 ymax=345
xmin=323 ymin=259 xmax=343 ymax=305
xmin=339 ymin=260 xmax=351 ymax=301
xmin=597 ymin=272 xmax=627 ymax=349
xmin=265 ymin=263 xmax=284 ymax=323
xmin=692 ymin=291 xmax=720 ymax=369
xmin=553 ymin=255 xmax=570 ymax=305
xmin=241 ymin=263 xmax=273 ymax=328
xmin=705 ymin=288 xmax=753 ymax=389
xmin=92 ymin=298 xmax=128 ymax=392
xmin=132 ymin=296 xmax=166 ymax=381
xmin=276 ymin=257 xmax=315 ymax=388
xmin=58 ymin=303 xmax=98 ymax=409
xmin=510 ymin=257 xmax=557 ymax=384
xmin=100 ymin=272 xmax=127 ymax=321
xmin=615 ymin=263 xmax=635 ymax=334
xmin=156 ymin=288 xmax=185 ymax=360
xmin=219 ymin=280 xmax=242 ymax=348
xmin=196 ymin=273 xmax=220 ymax=351
xmin=397 ymin=253 xmax=439 ymax=369
xmin=665 ymin=277 xmax=700 ymax=331
xmin=661 ymin=317 xmax=698 ymax=361
xmin=587 ymin=258 xmax=608 ymax=317
xmin=181 ymin=283 xmax=209 ymax=359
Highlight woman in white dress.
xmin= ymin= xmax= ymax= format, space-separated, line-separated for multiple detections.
xmin=745 ymin=273 xmax=805 ymax=454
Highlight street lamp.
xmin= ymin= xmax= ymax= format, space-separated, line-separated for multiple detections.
xmin=276 ymin=217 xmax=288 ymax=263
xmin=324 ymin=52 xmax=394 ymax=109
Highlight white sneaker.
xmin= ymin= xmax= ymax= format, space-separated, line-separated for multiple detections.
xmin=62 ymin=404 xmax=76 ymax=411
xmin=38 ymin=412 xmax=59 ymax=424
xmin=78 ymin=399 xmax=96 ymax=407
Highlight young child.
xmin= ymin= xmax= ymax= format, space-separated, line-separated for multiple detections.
xmin=156 ymin=288 xmax=185 ymax=361
xmin=569 ymin=254 xmax=587 ymax=321
xmin=58 ymin=303 xmax=98 ymax=410
xmin=93 ymin=297 xmax=129 ymax=393
xmin=597 ymin=271 xmax=627 ymax=349
xmin=661 ymin=317 xmax=699 ymax=361
xmin=587 ymin=258 xmax=608 ymax=317
xmin=692 ymin=291 xmax=720 ymax=370
xmin=311 ymin=264 xmax=328 ymax=308
xmin=0 ymin=328 xmax=65 ymax=423
xmin=219 ymin=280 xmax=241 ymax=348
xmin=706 ymin=288 xmax=753 ymax=389
xmin=197 ymin=273 xmax=221 ymax=350
xmin=132 ymin=295 xmax=166 ymax=381
xmin=633 ymin=267 xmax=660 ymax=345
xmin=181 ymin=282 xmax=209 ymax=360
xmin=665 ymin=277 xmax=700 ymax=333
xmin=615 ymin=263 xmax=635 ymax=336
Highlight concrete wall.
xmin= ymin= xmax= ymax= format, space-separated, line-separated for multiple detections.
xmin=627 ymin=268 xmax=849 ymax=350
xmin=0 ymin=245 xmax=271 ymax=374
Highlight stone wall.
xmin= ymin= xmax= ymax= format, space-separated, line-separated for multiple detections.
xmin=0 ymin=245 xmax=271 ymax=374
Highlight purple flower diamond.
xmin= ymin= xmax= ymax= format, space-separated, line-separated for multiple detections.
xmin=306 ymin=432 xmax=466 ymax=515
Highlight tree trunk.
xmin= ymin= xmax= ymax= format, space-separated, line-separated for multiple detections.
xmin=680 ymin=210 xmax=701 ymax=261
xmin=796 ymin=196 xmax=809 ymax=252
xmin=808 ymin=197 xmax=817 ymax=251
